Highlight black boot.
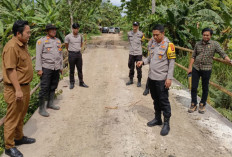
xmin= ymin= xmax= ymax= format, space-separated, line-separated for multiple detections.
xmin=47 ymin=92 xmax=60 ymax=110
xmin=143 ymin=88 xmax=149 ymax=95
xmin=137 ymin=78 xmax=141 ymax=87
xmin=70 ymin=83 xmax=74 ymax=89
xmin=126 ymin=78 xmax=133 ymax=85
xmin=143 ymin=78 xmax=149 ymax=95
xmin=38 ymin=97 xmax=49 ymax=117
xmin=147 ymin=112 xmax=162 ymax=127
xmin=160 ymin=117 xmax=170 ymax=136
xmin=80 ymin=82 xmax=89 ymax=88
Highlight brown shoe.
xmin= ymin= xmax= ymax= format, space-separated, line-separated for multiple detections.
xmin=198 ymin=103 xmax=206 ymax=114
xmin=188 ymin=103 xmax=197 ymax=113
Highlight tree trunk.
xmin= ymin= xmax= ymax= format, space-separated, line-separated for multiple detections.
xmin=68 ymin=0 xmax=73 ymax=30
xmin=152 ymin=0 xmax=156 ymax=14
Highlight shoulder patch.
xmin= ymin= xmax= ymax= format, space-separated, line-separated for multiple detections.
xmin=142 ymin=34 xmax=145 ymax=40
xmin=37 ymin=40 xmax=41 ymax=45
xmin=167 ymin=43 xmax=176 ymax=59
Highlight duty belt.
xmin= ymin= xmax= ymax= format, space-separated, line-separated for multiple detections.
xmin=69 ymin=51 xmax=80 ymax=53
xmin=4 ymin=83 xmax=29 ymax=86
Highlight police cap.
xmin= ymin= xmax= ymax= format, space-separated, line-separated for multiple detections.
xmin=133 ymin=22 xmax=139 ymax=26
xmin=45 ymin=24 xmax=58 ymax=31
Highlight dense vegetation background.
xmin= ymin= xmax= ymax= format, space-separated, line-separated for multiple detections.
xmin=0 ymin=0 xmax=231 ymax=154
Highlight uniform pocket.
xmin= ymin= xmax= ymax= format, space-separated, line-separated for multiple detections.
xmin=157 ymin=51 xmax=165 ymax=60
xmin=57 ymin=43 xmax=62 ymax=52
xmin=19 ymin=53 xmax=28 ymax=66
xmin=44 ymin=44 xmax=52 ymax=52
xmin=4 ymin=86 xmax=15 ymax=104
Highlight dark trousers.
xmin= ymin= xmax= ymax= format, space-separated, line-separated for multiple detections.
xmin=128 ymin=54 xmax=142 ymax=79
xmin=145 ymin=77 xmax=149 ymax=90
xmin=148 ymin=78 xmax=171 ymax=118
xmin=191 ymin=67 xmax=212 ymax=106
xmin=69 ymin=51 xmax=83 ymax=84
xmin=39 ymin=68 xmax=60 ymax=99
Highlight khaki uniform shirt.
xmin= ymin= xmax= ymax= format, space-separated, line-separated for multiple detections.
xmin=35 ymin=36 xmax=63 ymax=71
xmin=143 ymin=37 xmax=175 ymax=80
xmin=192 ymin=40 xmax=228 ymax=71
xmin=128 ymin=30 xmax=143 ymax=55
xmin=64 ymin=33 xmax=83 ymax=52
xmin=2 ymin=37 xmax=33 ymax=84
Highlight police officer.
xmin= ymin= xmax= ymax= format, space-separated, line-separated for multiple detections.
xmin=65 ymin=23 xmax=88 ymax=89
xmin=36 ymin=24 xmax=63 ymax=117
xmin=2 ymin=20 xmax=35 ymax=157
xmin=137 ymin=24 xmax=176 ymax=136
xmin=126 ymin=22 xmax=144 ymax=87
xmin=143 ymin=37 xmax=156 ymax=96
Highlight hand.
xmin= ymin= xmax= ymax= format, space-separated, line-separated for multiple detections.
xmin=165 ymin=79 xmax=172 ymax=89
xmin=15 ymin=89 xmax=23 ymax=101
xmin=37 ymin=70 xmax=43 ymax=77
xmin=136 ymin=61 xmax=143 ymax=67
xmin=60 ymin=70 xmax=63 ymax=75
xmin=187 ymin=67 xmax=192 ymax=74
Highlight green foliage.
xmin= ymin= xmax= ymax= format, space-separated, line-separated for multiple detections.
xmin=122 ymin=0 xmax=232 ymax=49
xmin=0 ymin=0 xmax=123 ymax=50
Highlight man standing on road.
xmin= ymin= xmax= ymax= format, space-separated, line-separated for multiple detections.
xmin=137 ymin=24 xmax=176 ymax=136
xmin=65 ymin=23 xmax=89 ymax=89
xmin=2 ymin=20 xmax=35 ymax=157
xmin=188 ymin=28 xmax=232 ymax=114
xmin=36 ymin=24 xmax=63 ymax=117
xmin=126 ymin=22 xmax=144 ymax=87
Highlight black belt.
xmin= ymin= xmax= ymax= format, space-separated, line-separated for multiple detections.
xmin=69 ymin=51 xmax=80 ymax=53
xmin=5 ymin=83 xmax=29 ymax=86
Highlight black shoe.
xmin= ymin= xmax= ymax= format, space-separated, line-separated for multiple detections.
xmin=147 ymin=118 xmax=162 ymax=127
xmin=69 ymin=83 xmax=74 ymax=89
xmin=137 ymin=81 xmax=141 ymax=87
xmin=143 ymin=89 xmax=149 ymax=95
xmin=5 ymin=147 xmax=23 ymax=157
xmin=80 ymin=83 xmax=89 ymax=88
xmin=15 ymin=136 xmax=36 ymax=146
xmin=160 ymin=118 xmax=170 ymax=136
xmin=126 ymin=79 xmax=133 ymax=85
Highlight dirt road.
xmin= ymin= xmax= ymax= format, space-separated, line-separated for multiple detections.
xmin=2 ymin=34 xmax=232 ymax=157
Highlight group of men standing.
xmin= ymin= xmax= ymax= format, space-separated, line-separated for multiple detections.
xmin=126 ymin=22 xmax=232 ymax=136
xmin=1 ymin=19 xmax=232 ymax=157
xmin=2 ymin=20 xmax=88 ymax=157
